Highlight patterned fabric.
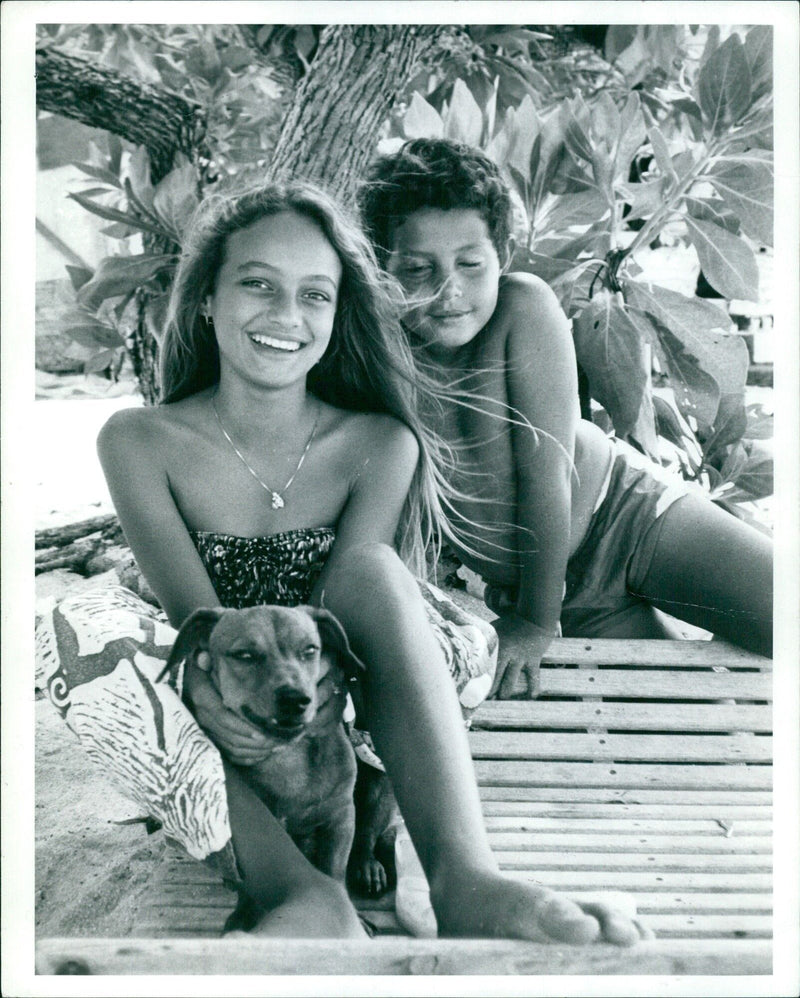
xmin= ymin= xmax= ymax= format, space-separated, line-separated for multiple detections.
xmin=35 ymin=585 xmax=239 ymax=881
xmin=190 ymin=527 xmax=335 ymax=609
xmin=35 ymin=528 xmax=497 ymax=880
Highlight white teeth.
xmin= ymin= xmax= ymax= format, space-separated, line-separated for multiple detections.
xmin=249 ymin=334 xmax=301 ymax=351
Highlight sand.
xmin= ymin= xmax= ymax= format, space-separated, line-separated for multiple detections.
xmin=35 ymin=699 xmax=166 ymax=939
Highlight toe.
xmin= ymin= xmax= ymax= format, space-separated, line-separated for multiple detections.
xmin=580 ymin=902 xmax=642 ymax=946
xmin=539 ymin=895 xmax=601 ymax=944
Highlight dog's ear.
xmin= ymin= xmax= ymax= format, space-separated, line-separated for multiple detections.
xmin=302 ymin=606 xmax=366 ymax=678
xmin=156 ymin=608 xmax=226 ymax=683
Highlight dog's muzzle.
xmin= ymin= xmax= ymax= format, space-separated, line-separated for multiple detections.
xmin=242 ymin=688 xmax=312 ymax=739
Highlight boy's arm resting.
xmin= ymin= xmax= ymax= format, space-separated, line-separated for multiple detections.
xmin=97 ymin=410 xmax=271 ymax=764
xmin=494 ymin=275 xmax=579 ymax=697
xmin=314 ymin=416 xmax=420 ymax=589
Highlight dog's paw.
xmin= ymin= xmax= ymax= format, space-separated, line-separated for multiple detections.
xmin=350 ymin=856 xmax=389 ymax=897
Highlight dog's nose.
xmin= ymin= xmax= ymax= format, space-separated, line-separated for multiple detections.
xmin=275 ymin=686 xmax=311 ymax=717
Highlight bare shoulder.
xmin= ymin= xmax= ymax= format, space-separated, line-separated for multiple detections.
xmin=96 ymin=397 xmax=197 ymax=467
xmin=327 ymin=406 xmax=419 ymax=467
xmin=498 ymin=273 xmax=570 ymax=338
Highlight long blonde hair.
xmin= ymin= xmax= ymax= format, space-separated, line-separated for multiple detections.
xmin=160 ymin=177 xmax=471 ymax=575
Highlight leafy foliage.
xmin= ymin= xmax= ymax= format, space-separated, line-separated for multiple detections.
xmin=395 ymin=25 xmax=773 ymax=507
xmin=42 ymin=23 xmax=773 ymax=507
xmin=37 ymin=24 xmax=285 ymax=171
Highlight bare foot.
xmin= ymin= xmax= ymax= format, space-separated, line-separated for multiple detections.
xmin=431 ymin=869 xmax=651 ymax=946
xmin=247 ymin=884 xmax=368 ymax=939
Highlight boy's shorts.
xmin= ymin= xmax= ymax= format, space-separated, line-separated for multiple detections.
xmin=485 ymin=439 xmax=700 ymax=635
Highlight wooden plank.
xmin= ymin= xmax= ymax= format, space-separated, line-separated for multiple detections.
xmin=475 ymin=760 xmax=772 ymax=790
xmin=601 ymin=892 xmax=772 ymax=914
xmin=541 ymin=638 xmax=771 ymax=669
xmin=641 ymin=914 xmax=771 ymax=938
xmin=478 ymin=786 xmax=773 ymax=803
xmin=533 ymin=669 xmax=771 ymax=700
xmin=34 ymin=936 xmax=773 ymax=976
xmin=469 ymin=731 xmax=772 ymax=763
xmin=484 ymin=816 xmax=771 ymax=835
xmin=487 ymin=833 xmax=770 ymax=854
xmin=481 ymin=801 xmax=772 ymax=819
xmin=508 ymin=870 xmax=772 ymax=891
xmin=497 ymin=851 xmax=770 ymax=871
xmin=471 ymin=700 xmax=773 ymax=732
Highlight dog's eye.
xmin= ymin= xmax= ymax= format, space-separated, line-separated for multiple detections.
xmin=301 ymin=645 xmax=319 ymax=660
xmin=230 ymin=650 xmax=257 ymax=663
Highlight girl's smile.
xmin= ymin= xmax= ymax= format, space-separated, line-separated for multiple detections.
xmin=208 ymin=211 xmax=342 ymax=387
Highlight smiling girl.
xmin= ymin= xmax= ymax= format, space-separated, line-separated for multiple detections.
xmin=36 ymin=178 xmax=645 ymax=945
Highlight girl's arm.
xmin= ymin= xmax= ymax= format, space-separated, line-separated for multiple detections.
xmin=97 ymin=409 xmax=270 ymax=764
xmin=314 ymin=414 xmax=420 ymax=591
xmin=97 ymin=409 xmax=221 ymax=627
xmin=492 ymin=275 xmax=578 ymax=697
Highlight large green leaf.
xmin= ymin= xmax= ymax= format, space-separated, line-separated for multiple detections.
xmin=538 ymin=190 xmax=610 ymax=233
xmin=647 ymin=126 xmax=678 ymax=183
xmin=626 ymin=282 xmax=749 ymax=430
xmin=572 ymin=290 xmax=658 ymax=454
xmin=71 ymin=161 xmax=121 ymax=188
xmin=614 ymin=93 xmax=647 ymax=181
xmin=696 ymin=34 xmax=752 ymax=135
xmin=744 ymin=26 xmax=773 ymax=102
xmin=68 ymin=192 xmax=172 ymax=239
xmin=588 ymin=92 xmax=619 ymax=157
xmin=153 ymin=162 xmax=200 ymax=240
xmin=708 ymin=158 xmax=773 ymax=246
xmin=561 ymin=96 xmax=594 ymax=165
xmin=684 ymin=216 xmax=759 ymax=301
xmin=742 ymin=403 xmax=774 ymax=440
xmin=77 ymin=253 xmax=177 ymax=310
xmin=533 ymin=110 xmax=568 ymax=203
xmin=684 ymin=196 xmax=740 ymax=234
xmin=64 ymin=323 xmax=125 ymax=350
xmin=402 ymin=93 xmax=443 ymax=139
xmin=701 ymin=391 xmax=748 ymax=463
xmin=618 ymin=180 xmax=666 ymax=222
xmin=512 ymin=250 xmax=575 ymax=284
xmin=83 ymin=348 xmax=121 ymax=374
xmin=652 ymin=323 xmax=721 ymax=429
xmin=507 ymin=96 xmax=540 ymax=181
xmin=736 ymin=453 xmax=773 ymax=498
xmin=443 ymin=79 xmax=484 ymax=147
xmin=653 ymin=394 xmax=696 ymax=454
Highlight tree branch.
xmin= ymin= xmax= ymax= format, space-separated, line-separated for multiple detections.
xmin=35 ymin=47 xmax=207 ymax=182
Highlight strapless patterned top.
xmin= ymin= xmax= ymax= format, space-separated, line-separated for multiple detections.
xmin=189 ymin=527 xmax=336 ymax=609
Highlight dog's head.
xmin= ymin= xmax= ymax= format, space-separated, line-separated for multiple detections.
xmin=161 ymin=605 xmax=362 ymax=740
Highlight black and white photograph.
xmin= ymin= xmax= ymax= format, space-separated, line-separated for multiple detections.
xmin=2 ymin=2 xmax=798 ymax=994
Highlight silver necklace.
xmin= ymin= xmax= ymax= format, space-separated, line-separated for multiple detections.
xmin=211 ymin=394 xmax=320 ymax=510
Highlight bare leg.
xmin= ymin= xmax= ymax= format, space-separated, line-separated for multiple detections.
xmin=318 ymin=544 xmax=643 ymax=945
xmin=223 ymin=762 xmax=366 ymax=938
xmin=628 ymin=494 xmax=773 ymax=656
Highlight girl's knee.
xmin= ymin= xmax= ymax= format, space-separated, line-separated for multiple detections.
xmin=324 ymin=542 xmax=418 ymax=602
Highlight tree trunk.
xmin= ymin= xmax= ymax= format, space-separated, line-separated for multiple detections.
xmin=36 ymin=48 xmax=206 ymax=183
xmin=268 ymin=25 xmax=444 ymax=206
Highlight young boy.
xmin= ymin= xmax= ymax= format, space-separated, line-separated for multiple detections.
xmin=359 ymin=138 xmax=772 ymax=698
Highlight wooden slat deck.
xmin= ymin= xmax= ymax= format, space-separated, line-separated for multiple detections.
xmin=36 ymin=637 xmax=773 ymax=976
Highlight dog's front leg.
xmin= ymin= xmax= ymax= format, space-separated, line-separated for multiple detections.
xmin=311 ymin=799 xmax=356 ymax=882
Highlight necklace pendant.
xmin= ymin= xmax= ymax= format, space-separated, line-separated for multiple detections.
xmin=271 ymin=492 xmax=285 ymax=510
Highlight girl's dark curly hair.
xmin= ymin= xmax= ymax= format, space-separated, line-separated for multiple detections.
xmin=358 ymin=138 xmax=513 ymax=267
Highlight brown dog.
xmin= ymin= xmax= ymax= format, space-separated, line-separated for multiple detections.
xmin=161 ymin=604 xmax=362 ymax=929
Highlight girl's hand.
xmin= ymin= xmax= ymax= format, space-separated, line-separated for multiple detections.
xmin=183 ymin=657 xmax=273 ymax=766
xmin=490 ymin=615 xmax=554 ymax=699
